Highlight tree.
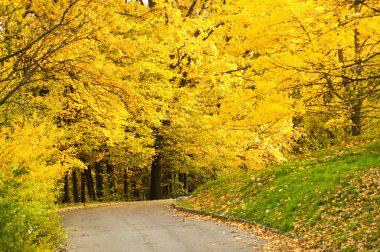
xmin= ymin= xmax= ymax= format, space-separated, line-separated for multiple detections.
xmin=142 ymin=0 xmax=299 ymax=199
xmin=0 ymin=119 xmax=80 ymax=250
xmin=233 ymin=0 xmax=379 ymax=138
xmin=0 ymin=0 xmax=99 ymax=107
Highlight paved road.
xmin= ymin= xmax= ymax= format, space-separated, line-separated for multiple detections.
xmin=62 ymin=200 xmax=266 ymax=252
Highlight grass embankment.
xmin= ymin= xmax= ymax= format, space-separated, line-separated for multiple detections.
xmin=178 ymin=138 xmax=380 ymax=251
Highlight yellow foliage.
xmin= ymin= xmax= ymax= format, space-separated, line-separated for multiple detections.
xmin=0 ymin=121 xmax=82 ymax=199
xmin=0 ymin=0 xmax=379 ymax=219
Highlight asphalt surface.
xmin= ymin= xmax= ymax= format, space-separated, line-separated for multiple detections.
xmin=62 ymin=200 xmax=266 ymax=252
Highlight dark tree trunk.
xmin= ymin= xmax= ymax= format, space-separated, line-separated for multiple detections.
xmin=149 ymin=121 xmax=168 ymax=200
xmin=81 ymin=171 xmax=86 ymax=203
xmin=351 ymin=5 xmax=363 ymax=137
xmin=179 ymin=173 xmax=188 ymax=192
xmin=149 ymin=157 xmax=162 ymax=200
xmin=95 ymin=162 xmax=104 ymax=201
xmin=63 ymin=172 xmax=70 ymax=203
xmin=72 ymin=169 xmax=79 ymax=203
xmin=85 ymin=167 xmax=96 ymax=201
xmin=171 ymin=173 xmax=176 ymax=195
xmin=142 ymin=175 xmax=150 ymax=200
xmin=106 ymin=163 xmax=115 ymax=199
xmin=123 ymin=168 xmax=129 ymax=201
xmin=133 ymin=180 xmax=140 ymax=200
xmin=133 ymin=179 xmax=144 ymax=200
xmin=184 ymin=173 xmax=188 ymax=191
xmin=351 ymin=100 xmax=363 ymax=136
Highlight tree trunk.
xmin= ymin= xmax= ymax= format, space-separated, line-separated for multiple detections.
xmin=81 ymin=171 xmax=86 ymax=203
xmin=179 ymin=173 xmax=188 ymax=192
xmin=72 ymin=169 xmax=79 ymax=203
xmin=149 ymin=156 xmax=162 ymax=200
xmin=95 ymin=162 xmax=104 ymax=201
xmin=123 ymin=168 xmax=129 ymax=201
xmin=106 ymin=163 xmax=115 ymax=200
xmin=86 ymin=167 xmax=96 ymax=201
xmin=133 ymin=179 xmax=140 ymax=200
xmin=350 ymin=4 xmax=363 ymax=136
xmin=63 ymin=172 xmax=70 ymax=203
xmin=351 ymin=100 xmax=363 ymax=136
xmin=171 ymin=173 xmax=177 ymax=195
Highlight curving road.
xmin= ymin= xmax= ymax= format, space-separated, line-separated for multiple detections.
xmin=62 ymin=200 xmax=266 ymax=252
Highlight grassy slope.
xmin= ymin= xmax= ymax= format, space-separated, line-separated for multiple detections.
xmin=179 ymin=138 xmax=380 ymax=251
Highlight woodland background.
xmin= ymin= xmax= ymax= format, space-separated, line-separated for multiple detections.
xmin=0 ymin=0 xmax=379 ymax=250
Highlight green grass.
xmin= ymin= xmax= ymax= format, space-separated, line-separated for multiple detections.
xmin=179 ymin=138 xmax=380 ymax=251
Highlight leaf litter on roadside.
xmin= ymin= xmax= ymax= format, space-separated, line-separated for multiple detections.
xmin=172 ymin=209 xmax=319 ymax=252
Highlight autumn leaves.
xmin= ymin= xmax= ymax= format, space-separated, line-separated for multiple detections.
xmin=0 ymin=0 xmax=379 ymax=250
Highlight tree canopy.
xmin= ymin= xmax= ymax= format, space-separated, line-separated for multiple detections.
xmin=0 ymin=0 xmax=379 ymax=249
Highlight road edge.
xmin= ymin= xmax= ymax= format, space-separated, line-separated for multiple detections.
xmin=171 ymin=203 xmax=276 ymax=232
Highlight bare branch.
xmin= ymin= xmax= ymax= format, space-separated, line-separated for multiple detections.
xmin=186 ymin=0 xmax=198 ymax=17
